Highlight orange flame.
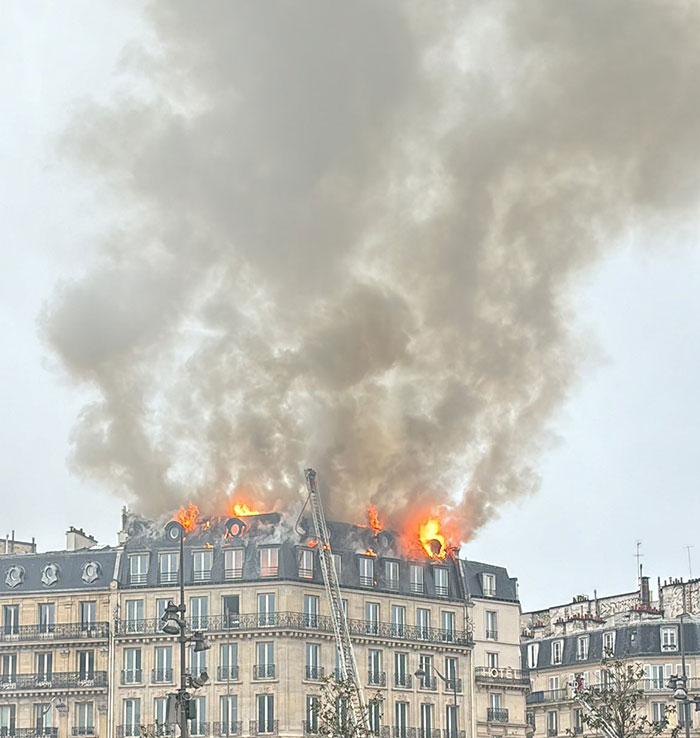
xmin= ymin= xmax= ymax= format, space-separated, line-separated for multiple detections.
xmin=228 ymin=501 xmax=262 ymax=517
xmin=367 ymin=505 xmax=383 ymax=533
xmin=307 ymin=540 xmax=319 ymax=548
xmin=176 ymin=503 xmax=199 ymax=532
xmin=418 ymin=518 xmax=448 ymax=559
xmin=203 ymin=542 xmax=214 ymax=549
xmin=365 ymin=548 xmax=377 ymax=557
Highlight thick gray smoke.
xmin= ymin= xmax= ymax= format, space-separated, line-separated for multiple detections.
xmin=44 ymin=1 xmax=700 ymax=539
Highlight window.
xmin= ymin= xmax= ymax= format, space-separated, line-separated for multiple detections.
xmin=547 ymin=710 xmax=558 ymax=737
xmin=77 ymin=650 xmax=95 ymax=680
xmin=332 ymin=553 xmax=342 ymax=581
xmin=0 ymin=705 xmax=16 ymax=736
xmin=394 ymin=652 xmax=409 ymax=687
xmin=482 ymin=572 xmax=496 ymax=597
xmin=219 ymin=643 xmax=238 ymax=681
xmin=259 ymin=548 xmax=279 ymax=577
xmin=257 ymin=593 xmax=276 ymax=627
xmin=304 ymin=595 xmax=319 ymax=628
xmin=487 ymin=652 xmax=498 ymax=669
xmin=36 ymin=652 xmax=53 ymax=681
xmin=410 ymin=565 xmax=424 ymax=594
xmin=603 ymin=631 xmax=616 ymax=656
xmin=416 ymin=608 xmax=430 ymax=639
xmin=125 ymin=600 xmax=144 ymax=633
xmin=2 ymin=605 xmax=19 ymax=636
xmin=305 ymin=695 xmax=319 ymax=735
xmin=255 ymin=642 xmax=274 ymax=679
xmin=391 ymin=605 xmax=406 ymax=638
xmin=395 ymin=701 xmax=409 ymax=738
xmin=224 ymin=549 xmax=244 ymax=580
xmin=306 ymin=643 xmax=321 ymax=680
xmin=573 ymin=708 xmax=583 ymax=735
xmin=159 ymin=552 xmax=179 ymax=585
xmin=418 ymin=655 xmax=434 ymax=688
xmin=648 ymin=665 xmax=665 ymax=690
xmin=190 ymin=645 xmax=207 ymax=678
xmin=527 ymin=643 xmax=540 ymax=669
xmin=549 ymin=675 xmax=560 ymax=693
xmin=369 ymin=701 xmax=382 ymax=736
xmin=129 ymin=554 xmax=149 ymax=585
xmin=256 ymin=694 xmax=275 ymax=734
xmin=679 ymin=702 xmax=693 ymax=729
xmin=220 ymin=695 xmax=238 ymax=736
xmin=123 ymin=699 xmax=141 ymax=738
xmin=193 ymin=550 xmax=213 ymax=582
xmin=445 ymin=656 xmax=459 ymax=690
xmin=359 ymin=557 xmax=374 ymax=587
xmin=368 ymin=650 xmax=383 ymax=685
xmin=80 ymin=602 xmax=96 ymax=630
xmin=365 ymin=603 xmax=380 ymax=635
xmin=551 ymin=639 xmax=563 ymax=665
xmin=661 ymin=627 xmax=678 ymax=651
xmin=489 ymin=693 xmax=502 ymax=710
xmin=652 ymin=702 xmax=666 ymax=724
xmin=434 ymin=567 xmax=448 ymax=597
xmin=445 ymin=704 xmax=458 ymax=738
xmin=441 ymin=611 xmax=456 ymax=642
xmin=222 ymin=595 xmax=240 ymax=629
xmin=577 ymin=636 xmax=589 ymax=661
xmin=189 ymin=696 xmax=206 ymax=736
xmin=34 ymin=703 xmax=52 ymax=735
xmin=485 ymin=611 xmax=498 ymax=640
xmin=1 ymin=653 xmax=17 ymax=682
xmin=75 ymin=703 xmax=94 ymax=735
xmin=153 ymin=697 xmax=167 ymax=735
xmin=385 ymin=561 xmax=399 ymax=591
xmin=419 ymin=703 xmax=433 ymax=738
xmin=153 ymin=646 xmax=172 ymax=683
xmin=189 ymin=596 xmax=208 ymax=630
xmin=299 ymin=549 xmax=314 ymax=579
xmin=38 ymin=604 xmax=55 ymax=634
xmin=123 ymin=648 xmax=141 ymax=684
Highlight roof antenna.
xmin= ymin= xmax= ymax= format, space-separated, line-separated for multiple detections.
xmin=686 ymin=545 xmax=694 ymax=579
xmin=635 ymin=541 xmax=644 ymax=586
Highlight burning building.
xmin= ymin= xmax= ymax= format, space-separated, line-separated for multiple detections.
xmin=0 ymin=509 xmax=527 ymax=738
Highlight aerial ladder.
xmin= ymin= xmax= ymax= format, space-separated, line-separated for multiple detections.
xmin=302 ymin=468 xmax=370 ymax=732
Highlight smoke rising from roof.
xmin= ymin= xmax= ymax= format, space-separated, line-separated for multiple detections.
xmin=44 ymin=2 xmax=700 ymax=539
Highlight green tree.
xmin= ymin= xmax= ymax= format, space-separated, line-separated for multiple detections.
xmin=571 ymin=656 xmax=679 ymax=738
xmin=312 ymin=676 xmax=383 ymax=738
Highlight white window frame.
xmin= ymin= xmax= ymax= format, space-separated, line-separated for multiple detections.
xmin=482 ymin=572 xmax=496 ymax=597
xmin=224 ymin=548 xmax=244 ymax=580
xmin=661 ymin=627 xmax=678 ymax=651
xmin=128 ymin=553 xmax=149 ymax=585
xmin=603 ymin=631 xmax=616 ymax=656
xmin=527 ymin=643 xmax=540 ymax=669
xmin=299 ymin=549 xmax=314 ymax=579
xmin=192 ymin=550 xmax=213 ymax=582
xmin=551 ymin=639 xmax=564 ymax=665
xmin=259 ymin=547 xmax=279 ymax=577
xmin=359 ymin=557 xmax=374 ymax=587
xmin=577 ymin=636 xmax=589 ymax=661
xmin=385 ymin=561 xmax=399 ymax=591
xmin=434 ymin=567 xmax=448 ymax=597
xmin=158 ymin=552 xmax=179 ymax=585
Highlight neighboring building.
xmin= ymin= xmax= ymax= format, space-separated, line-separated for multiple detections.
xmin=1 ymin=533 xmax=37 ymax=556
xmin=521 ymin=575 xmax=700 ymax=738
xmin=0 ymin=513 xmax=527 ymax=738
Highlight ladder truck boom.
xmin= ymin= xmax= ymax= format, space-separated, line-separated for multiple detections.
xmin=303 ymin=468 xmax=369 ymax=731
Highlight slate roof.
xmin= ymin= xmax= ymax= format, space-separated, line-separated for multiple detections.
xmin=462 ymin=559 xmax=519 ymax=602
xmin=0 ymin=547 xmax=117 ymax=594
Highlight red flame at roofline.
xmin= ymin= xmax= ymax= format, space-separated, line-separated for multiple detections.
xmin=367 ymin=505 xmax=383 ymax=532
xmin=172 ymin=497 xmax=265 ymax=534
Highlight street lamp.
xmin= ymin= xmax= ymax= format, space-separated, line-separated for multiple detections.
xmin=162 ymin=521 xmax=210 ymax=738
xmin=414 ymin=666 xmax=459 ymax=737
xmin=667 ymin=613 xmax=700 ymax=738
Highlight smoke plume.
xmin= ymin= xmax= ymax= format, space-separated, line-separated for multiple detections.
xmin=44 ymin=1 xmax=700 ymax=538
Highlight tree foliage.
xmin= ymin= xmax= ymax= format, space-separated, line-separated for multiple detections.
xmin=572 ymin=656 xmax=679 ymax=738
xmin=312 ymin=676 xmax=383 ymax=738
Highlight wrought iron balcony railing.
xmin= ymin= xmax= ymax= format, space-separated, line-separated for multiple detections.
xmin=212 ymin=722 xmax=242 ymax=736
xmin=485 ymin=629 xmax=498 ymax=640
xmin=526 ymin=689 xmax=568 ymax=705
xmin=0 ymin=730 xmax=59 ymax=738
xmin=394 ymin=673 xmax=413 ymax=688
xmin=114 ymin=611 xmax=473 ymax=646
xmin=253 ymin=664 xmax=276 ymax=680
xmin=443 ymin=677 xmax=463 ymax=693
xmin=416 ymin=676 xmax=437 ymax=690
xmin=0 ymin=622 xmax=109 ymax=643
xmin=158 ymin=571 xmax=179 ymax=585
xmin=0 ymin=672 xmax=107 ymax=691
xmin=71 ymin=728 xmax=96 ymax=736
xmin=305 ymin=665 xmax=325 ymax=681
xmin=368 ymin=671 xmax=387 ymax=687
xmin=189 ymin=723 xmax=210 ymax=736
xmin=120 ymin=669 xmax=142 ymax=685
xmin=302 ymin=721 xmax=320 ymax=736
xmin=475 ymin=667 xmax=530 ymax=686
xmin=152 ymin=668 xmax=173 ymax=683
xmin=249 ymin=720 xmax=278 ymax=736
xmin=217 ymin=665 xmax=239 ymax=681
xmin=487 ymin=709 xmax=509 ymax=723
xmin=392 ymin=728 xmax=416 ymax=738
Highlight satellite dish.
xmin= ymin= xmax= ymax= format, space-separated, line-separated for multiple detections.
xmin=165 ymin=521 xmax=184 ymax=542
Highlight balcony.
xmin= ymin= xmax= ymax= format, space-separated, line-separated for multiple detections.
xmin=392 ymin=728 xmax=416 ymax=738
xmin=305 ymin=665 xmax=325 ymax=681
xmin=387 ymin=579 xmax=400 ymax=592
xmin=485 ymin=629 xmax=498 ymax=640
xmin=298 ymin=567 xmax=314 ymax=580
xmin=417 ymin=676 xmax=437 ymax=691
xmin=158 ymin=571 xmax=179 ymax=585
xmin=249 ymin=720 xmax=278 ymax=736
xmin=71 ymin=729 xmax=96 ymax=736
xmin=116 ymin=728 xmax=142 ymax=738
xmin=120 ymin=669 xmax=142 ymax=685
xmin=368 ymin=671 xmax=387 ymax=687
xmin=193 ymin=570 xmax=212 ymax=583
xmin=217 ymin=666 xmax=239 ymax=681
xmin=410 ymin=583 xmax=424 ymax=594
xmin=212 ymin=723 xmax=242 ymax=737
xmin=224 ymin=568 xmax=243 ymax=580
xmin=141 ymin=725 xmax=174 ymax=738
xmin=0 ymin=622 xmax=109 ymax=644
xmin=475 ymin=667 xmax=530 ymax=686
xmin=394 ymin=673 xmax=413 ymax=689
xmin=0 ymin=731 xmax=59 ymax=738
xmin=360 ymin=575 xmax=374 ymax=587
xmin=435 ymin=585 xmax=449 ymax=598
xmin=152 ymin=668 xmax=173 ymax=683
xmin=253 ymin=664 xmax=276 ymax=680
xmin=114 ymin=611 xmax=473 ymax=646
xmin=527 ymin=689 xmax=568 ymax=705
xmin=302 ymin=722 xmax=320 ymax=736
xmin=443 ymin=678 xmax=463 ymax=693
xmin=487 ymin=709 xmax=509 ymax=723
xmin=189 ymin=723 xmax=210 ymax=737
xmin=0 ymin=672 xmax=107 ymax=691
xmin=129 ymin=573 xmax=148 ymax=586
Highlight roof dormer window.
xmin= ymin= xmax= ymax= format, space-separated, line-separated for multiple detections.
xmin=482 ymin=572 xmax=496 ymax=597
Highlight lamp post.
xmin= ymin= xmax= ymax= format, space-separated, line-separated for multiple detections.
xmin=162 ymin=522 xmax=210 ymax=738
xmin=667 ymin=613 xmax=700 ymax=738
xmin=414 ymin=665 xmax=459 ymax=738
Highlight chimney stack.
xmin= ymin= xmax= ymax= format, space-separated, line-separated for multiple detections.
xmin=66 ymin=527 xmax=97 ymax=552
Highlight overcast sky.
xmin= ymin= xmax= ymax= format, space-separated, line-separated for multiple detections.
xmin=1 ymin=2 xmax=698 ymax=612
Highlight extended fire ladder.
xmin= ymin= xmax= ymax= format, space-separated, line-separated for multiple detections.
xmin=572 ymin=686 xmax=618 ymax=738
xmin=303 ymin=468 xmax=369 ymax=731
